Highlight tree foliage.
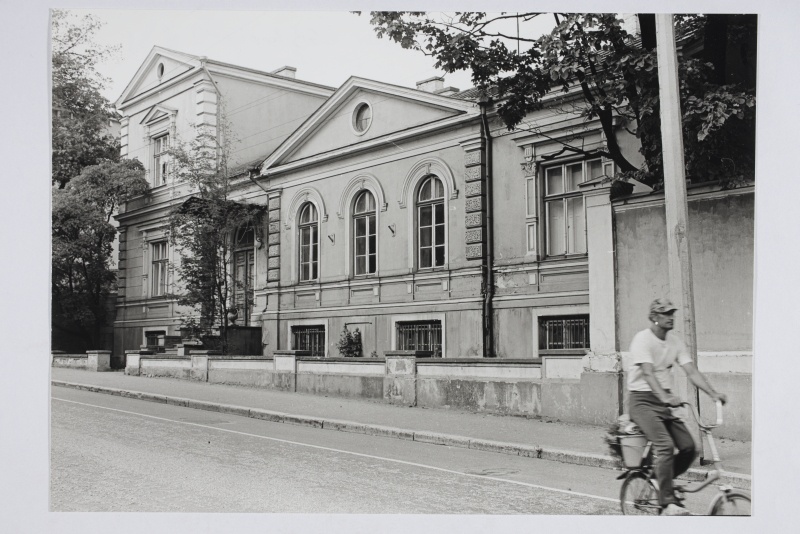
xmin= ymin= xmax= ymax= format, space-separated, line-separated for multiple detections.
xmin=51 ymin=9 xmax=120 ymax=188
xmin=168 ymin=125 xmax=263 ymax=352
xmin=52 ymin=160 xmax=148 ymax=349
xmin=368 ymin=12 xmax=756 ymax=188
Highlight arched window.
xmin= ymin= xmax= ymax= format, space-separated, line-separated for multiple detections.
xmin=298 ymin=203 xmax=319 ymax=281
xmin=417 ymin=176 xmax=445 ymax=269
xmin=353 ymin=190 xmax=377 ymax=275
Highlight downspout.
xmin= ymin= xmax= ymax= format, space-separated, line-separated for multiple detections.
xmin=478 ymin=96 xmax=495 ymax=358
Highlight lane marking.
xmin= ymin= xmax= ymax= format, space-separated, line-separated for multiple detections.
xmin=53 ymin=396 xmax=618 ymax=505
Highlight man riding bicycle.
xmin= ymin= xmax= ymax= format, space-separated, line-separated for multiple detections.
xmin=627 ymin=298 xmax=727 ymax=516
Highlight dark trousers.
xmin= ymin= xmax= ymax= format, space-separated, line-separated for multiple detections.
xmin=629 ymin=391 xmax=697 ymax=507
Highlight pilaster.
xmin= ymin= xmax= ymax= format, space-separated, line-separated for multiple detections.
xmin=460 ymin=138 xmax=485 ymax=260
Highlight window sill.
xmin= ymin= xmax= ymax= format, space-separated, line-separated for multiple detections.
xmin=538 ymin=349 xmax=589 ymax=357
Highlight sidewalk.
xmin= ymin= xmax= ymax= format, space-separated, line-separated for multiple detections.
xmin=50 ymin=367 xmax=751 ymax=488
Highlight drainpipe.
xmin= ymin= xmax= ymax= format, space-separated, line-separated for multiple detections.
xmin=478 ymin=95 xmax=495 ymax=358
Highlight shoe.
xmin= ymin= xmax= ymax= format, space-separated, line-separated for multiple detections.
xmin=662 ymin=503 xmax=692 ymax=516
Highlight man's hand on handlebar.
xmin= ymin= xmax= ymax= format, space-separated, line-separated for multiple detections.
xmin=663 ymin=395 xmax=683 ymax=407
xmin=710 ymin=391 xmax=727 ymax=405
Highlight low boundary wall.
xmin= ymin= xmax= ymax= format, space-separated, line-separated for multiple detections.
xmin=122 ymin=349 xmax=750 ymax=437
xmin=51 ymin=351 xmax=112 ymax=372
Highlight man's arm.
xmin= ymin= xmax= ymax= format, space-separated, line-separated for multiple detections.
xmin=681 ymin=362 xmax=728 ymax=404
xmin=639 ymin=362 xmax=682 ymax=406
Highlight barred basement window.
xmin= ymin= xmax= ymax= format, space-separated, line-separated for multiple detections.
xmin=396 ymin=320 xmax=442 ymax=354
xmin=145 ymin=331 xmax=166 ymax=352
xmin=539 ymin=315 xmax=590 ymax=350
xmin=292 ymin=325 xmax=326 ymax=356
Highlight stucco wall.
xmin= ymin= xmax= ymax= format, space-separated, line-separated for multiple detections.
xmin=615 ymin=190 xmax=754 ymax=352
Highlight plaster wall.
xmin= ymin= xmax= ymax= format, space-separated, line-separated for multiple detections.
xmin=615 ymin=190 xmax=754 ymax=352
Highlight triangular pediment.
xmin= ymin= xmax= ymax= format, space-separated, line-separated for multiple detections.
xmin=116 ymin=47 xmax=201 ymax=108
xmin=260 ymin=77 xmax=478 ymax=172
xmin=141 ymin=104 xmax=178 ymax=126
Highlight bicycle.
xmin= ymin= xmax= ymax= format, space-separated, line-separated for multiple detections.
xmin=617 ymin=401 xmax=751 ymax=515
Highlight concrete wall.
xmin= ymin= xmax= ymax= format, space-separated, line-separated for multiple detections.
xmin=52 ymin=351 xmax=112 ymax=372
xmin=122 ymin=350 xmax=628 ymax=427
xmin=615 ymin=188 xmax=754 ymax=352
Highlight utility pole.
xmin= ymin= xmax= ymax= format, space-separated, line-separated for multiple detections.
xmin=655 ymin=14 xmax=703 ymax=460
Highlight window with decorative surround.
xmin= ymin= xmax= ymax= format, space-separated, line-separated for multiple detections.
xmin=538 ymin=315 xmax=590 ymax=352
xmin=298 ymin=202 xmax=319 ymax=282
xmin=292 ymin=325 xmax=326 ymax=356
xmin=542 ymin=158 xmax=604 ymax=257
xmin=353 ymin=190 xmax=376 ymax=275
xmin=417 ymin=176 xmax=446 ymax=269
xmin=152 ymin=134 xmax=170 ymax=186
xmin=396 ymin=320 xmax=442 ymax=354
xmin=150 ymin=241 xmax=169 ymax=297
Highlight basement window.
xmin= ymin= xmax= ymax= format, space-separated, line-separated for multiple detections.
xmin=539 ymin=315 xmax=590 ymax=353
xmin=292 ymin=325 xmax=326 ymax=357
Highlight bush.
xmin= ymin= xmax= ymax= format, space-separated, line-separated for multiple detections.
xmin=336 ymin=326 xmax=363 ymax=357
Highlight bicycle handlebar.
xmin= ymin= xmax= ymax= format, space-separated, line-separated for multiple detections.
xmin=679 ymin=400 xmax=723 ymax=428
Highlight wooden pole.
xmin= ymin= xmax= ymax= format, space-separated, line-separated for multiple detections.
xmin=655 ymin=14 xmax=703 ymax=460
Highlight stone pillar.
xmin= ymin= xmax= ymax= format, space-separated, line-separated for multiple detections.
xmin=86 ymin=350 xmax=112 ymax=372
xmin=273 ymin=349 xmax=309 ymax=392
xmin=581 ymin=179 xmax=617 ymax=353
xmin=460 ymin=138 xmax=485 ymax=261
xmin=189 ymin=350 xmax=219 ymax=382
xmin=579 ymin=178 xmax=627 ymax=421
xmin=125 ymin=349 xmax=153 ymax=376
xmin=384 ymin=351 xmax=419 ymax=406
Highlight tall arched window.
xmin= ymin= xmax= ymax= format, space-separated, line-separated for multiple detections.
xmin=353 ymin=190 xmax=377 ymax=275
xmin=298 ymin=202 xmax=319 ymax=281
xmin=232 ymin=226 xmax=255 ymax=325
xmin=417 ymin=176 xmax=446 ymax=269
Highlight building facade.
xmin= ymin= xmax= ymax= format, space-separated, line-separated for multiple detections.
xmin=111 ymin=47 xmax=753 ymax=437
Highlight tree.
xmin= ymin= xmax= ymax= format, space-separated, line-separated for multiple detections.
xmin=52 ymin=160 xmax=148 ymax=350
xmin=168 ymin=124 xmax=263 ymax=353
xmin=367 ymin=13 xmax=756 ymax=188
xmin=51 ymin=9 xmax=120 ymax=188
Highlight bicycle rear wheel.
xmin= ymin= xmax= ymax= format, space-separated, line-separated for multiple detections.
xmin=710 ymin=491 xmax=751 ymax=516
xmin=620 ymin=472 xmax=661 ymax=515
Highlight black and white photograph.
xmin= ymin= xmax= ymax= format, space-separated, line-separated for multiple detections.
xmin=2 ymin=0 xmax=798 ymax=531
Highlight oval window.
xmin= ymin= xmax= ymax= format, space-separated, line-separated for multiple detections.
xmin=353 ymin=103 xmax=372 ymax=133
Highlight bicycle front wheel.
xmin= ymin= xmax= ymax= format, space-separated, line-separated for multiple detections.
xmin=620 ymin=472 xmax=661 ymax=515
xmin=710 ymin=491 xmax=751 ymax=516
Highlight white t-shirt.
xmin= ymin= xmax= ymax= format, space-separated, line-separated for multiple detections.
xmin=627 ymin=328 xmax=693 ymax=392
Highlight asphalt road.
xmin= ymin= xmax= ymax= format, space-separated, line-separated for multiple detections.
xmin=50 ymin=386 xmax=719 ymax=514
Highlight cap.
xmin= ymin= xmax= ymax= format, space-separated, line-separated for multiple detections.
xmin=650 ymin=298 xmax=678 ymax=314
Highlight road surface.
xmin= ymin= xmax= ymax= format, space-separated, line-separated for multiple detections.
xmin=50 ymin=386 xmax=717 ymax=514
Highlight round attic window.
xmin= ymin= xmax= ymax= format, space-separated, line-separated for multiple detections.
xmin=352 ymin=102 xmax=372 ymax=135
xmin=157 ymin=63 xmax=165 ymax=80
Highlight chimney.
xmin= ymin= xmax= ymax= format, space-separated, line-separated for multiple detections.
xmin=435 ymin=86 xmax=461 ymax=97
xmin=416 ymin=76 xmax=444 ymax=93
xmin=272 ymin=66 xmax=297 ymax=79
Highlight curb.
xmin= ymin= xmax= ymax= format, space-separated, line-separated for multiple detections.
xmin=52 ymin=380 xmax=750 ymax=490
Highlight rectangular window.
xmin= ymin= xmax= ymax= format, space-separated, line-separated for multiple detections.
xmin=145 ymin=331 xmax=166 ymax=352
xmin=419 ymin=203 xmax=445 ymax=269
xmin=354 ymin=214 xmax=376 ymax=275
xmin=396 ymin=320 xmax=442 ymax=354
xmin=299 ymin=225 xmax=319 ymax=281
xmin=292 ymin=325 xmax=326 ymax=357
xmin=153 ymin=134 xmax=169 ymax=186
xmin=151 ymin=241 xmax=168 ymax=297
xmin=543 ymin=158 xmax=602 ymax=257
xmin=539 ymin=315 xmax=590 ymax=350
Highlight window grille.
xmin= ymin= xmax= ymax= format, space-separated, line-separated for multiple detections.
xmin=292 ymin=325 xmax=326 ymax=357
xmin=539 ymin=315 xmax=590 ymax=350
xmin=396 ymin=321 xmax=442 ymax=353
xmin=145 ymin=331 xmax=166 ymax=352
